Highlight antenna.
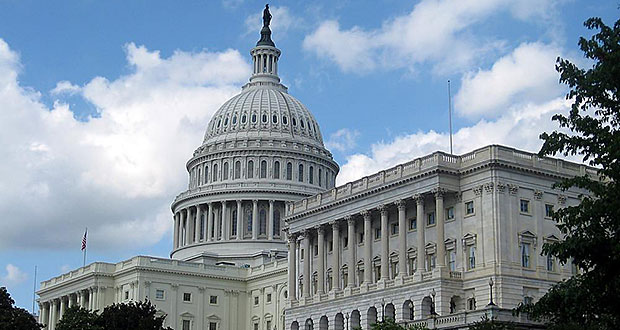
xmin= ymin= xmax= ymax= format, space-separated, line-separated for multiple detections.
xmin=32 ymin=265 xmax=37 ymax=315
xmin=448 ymin=80 xmax=454 ymax=155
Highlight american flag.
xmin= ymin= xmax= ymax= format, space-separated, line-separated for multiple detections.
xmin=81 ymin=228 xmax=87 ymax=251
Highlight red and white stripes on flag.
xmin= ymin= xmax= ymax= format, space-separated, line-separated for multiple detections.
xmin=81 ymin=228 xmax=87 ymax=251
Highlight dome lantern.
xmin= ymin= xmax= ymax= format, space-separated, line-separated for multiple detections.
xmin=247 ymin=4 xmax=283 ymax=88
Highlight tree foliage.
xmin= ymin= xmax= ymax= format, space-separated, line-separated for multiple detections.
xmin=0 ymin=287 xmax=42 ymax=330
xmin=55 ymin=306 xmax=102 ymax=330
xmin=521 ymin=16 xmax=620 ymax=330
xmin=467 ymin=314 xmax=515 ymax=330
xmin=369 ymin=318 xmax=429 ymax=330
xmin=55 ymin=300 xmax=172 ymax=330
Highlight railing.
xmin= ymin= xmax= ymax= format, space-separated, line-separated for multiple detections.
xmin=449 ymin=271 xmax=462 ymax=279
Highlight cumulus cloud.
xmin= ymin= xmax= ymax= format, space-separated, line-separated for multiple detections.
xmin=0 ymin=38 xmax=251 ymax=251
xmin=303 ymin=0 xmax=559 ymax=74
xmin=0 ymin=264 xmax=27 ymax=286
xmin=326 ymin=128 xmax=360 ymax=152
xmin=50 ymin=81 xmax=81 ymax=95
xmin=455 ymin=42 xmax=563 ymax=118
xmin=244 ymin=6 xmax=301 ymax=37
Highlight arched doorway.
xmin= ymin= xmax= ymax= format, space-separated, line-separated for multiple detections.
xmin=421 ymin=296 xmax=433 ymax=318
xmin=385 ymin=303 xmax=395 ymax=321
xmin=319 ymin=315 xmax=328 ymax=330
xmin=305 ymin=318 xmax=314 ymax=330
xmin=334 ymin=313 xmax=344 ymax=330
xmin=291 ymin=321 xmax=299 ymax=330
xmin=350 ymin=310 xmax=361 ymax=329
xmin=402 ymin=300 xmax=414 ymax=321
xmin=367 ymin=306 xmax=377 ymax=327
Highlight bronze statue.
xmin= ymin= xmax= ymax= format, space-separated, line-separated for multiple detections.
xmin=263 ymin=4 xmax=272 ymax=28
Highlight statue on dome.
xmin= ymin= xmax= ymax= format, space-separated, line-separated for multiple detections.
xmin=263 ymin=4 xmax=272 ymax=28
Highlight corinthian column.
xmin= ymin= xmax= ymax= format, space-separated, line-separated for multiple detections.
xmin=236 ymin=200 xmax=243 ymax=240
xmin=173 ymin=212 xmax=179 ymax=249
xmin=195 ymin=205 xmax=202 ymax=242
xmin=362 ymin=210 xmax=372 ymax=284
xmin=415 ymin=194 xmax=426 ymax=272
xmin=346 ymin=216 xmax=355 ymax=288
xmin=207 ymin=202 xmax=213 ymax=242
xmin=396 ymin=200 xmax=407 ymax=278
xmin=187 ymin=207 xmax=194 ymax=244
xmin=303 ymin=230 xmax=311 ymax=297
xmin=268 ymin=200 xmax=274 ymax=240
xmin=317 ymin=226 xmax=325 ymax=295
xmin=288 ymin=233 xmax=297 ymax=302
xmin=331 ymin=220 xmax=341 ymax=291
xmin=380 ymin=205 xmax=389 ymax=281
xmin=178 ymin=210 xmax=185 ymax=247
xmin=221 ymin=201 xmax=228 ymax=240
xmin=434 ymin=188 xmax=446 ymax=268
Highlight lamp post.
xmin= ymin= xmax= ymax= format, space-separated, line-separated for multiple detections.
xmin=487 ymin=278 xmax=496 ymax=306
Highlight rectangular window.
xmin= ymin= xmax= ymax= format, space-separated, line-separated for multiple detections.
xmin=545 ymin=204 xmax=554 ymax=218
xmin=468 ymin=246 xmax=476 ymax=270
xmin=254 ymin=324 xmax=259 ymax=330
xmin=427 ymin=212 xmax=435 ymax=226
xmin=343 ymin=236 xmax=348 ymax=248
xmin=314 ymin=244 xmax=318 ymax=256
xmin=209 ymin=322 xmax=217 ymax=330
xmin=266 ymin=293 xmax=272 ymax=303
xmin=267 ymin=320 xmax=272 ymax=330
xmin=427 ymin=254 xmax=436 ymax=271
xmin=182 ymin=320 xmax=191 ymax=330
xmin=209 ymin=295 xmax=218 ymax=305
xmin=520 ymin=199 xmax=530 ymax=214
xmin=328 ymin=240 xmax=333 ymax=252
xmin=183 ymin=292 xmax=192 ymax=302
xmin=449 ymin=250 xmax=457 ymax=271
xmin=374 ymin=228 xmax=381 ymax=240
xmin=546 ymin=254 xmax=554 ymax=271
xmin=521 ymin=243 xmax=531 ymax=268
xmin=124 ymin=291 xmax=129 ymax=300
xmin=446 ymin=206 xmax=455 ymax=220
xmin=391 ymin=223 xmax=399 ymax=235
xmin=155 ymin=289 xmax=165 ymax=300
xmin=465 ymin=201 xmax=475 ymax=215
xmin=523 ymin=296 xmax=533 ymax=305
xmin=358 ymin=232 xmax=364 ymax=244
xmin=254 ymin=296 xmax=259 ymax=305
xmin=408 ymin=257 xmax=417 ymax=275
xmin=409 ymin=218 xmax=417 ymax=230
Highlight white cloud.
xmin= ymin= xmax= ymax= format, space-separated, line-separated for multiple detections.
xmin=0 ymin=38 xmax=251 ymax=251
xmin=455 ymin=42 xmax=562 ymax=118
xmin=303 ymin=0 xmax=559 ymax=74
xmin=244 ymin=6 xmax=301 ymax=37
xmin=50 ymin=81 xmax=81 ymax=95
xmin=326 ymin=128 xmax=360 ymax=152
xmin=0 ymin=264 xmax=27 ymax=285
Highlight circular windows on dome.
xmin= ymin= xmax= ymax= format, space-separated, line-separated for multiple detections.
xmin=242 ymin=114 xmax=247 ymax=124
xmin=282 ymin=116 xmax=288 ymax=125
xmin=272 ymin=115 xmax=278 ymax=124
xmin=217 ymin=119 xmax=222 ymax=128
xmin=224 ymin=117 xmax=229 ymax=126
xmin=232 ymin=115 xmax=237 ymax=125
xmin=262 ymin=114 xmax=267 ymax=123
xmin=300 ymin=119 xmax=305 ymax=128
xmin=292 ymin=118 xmax=297 ymax=126
xmin=252 ymin=114 xmax=257 ymax=123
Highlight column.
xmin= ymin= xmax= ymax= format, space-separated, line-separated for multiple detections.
xmin=39 ymin=303 xmax=47 ymax=328
xmin=331 ymin=221 xmax=341 ymax=291
xmin=380 ymin=205 xmax=389 ymax=281
xmin=80 ymin=290 xmax=86 ymax=308
xmin=187 ymin=208 xmax=194 ymax=244
xmin=268 ymin=200 xmax=274 ymax=240
xmin=236 ymin=200 xmax=243 ymax=240
xmin=415 ymin=194 xmax=426 ymax=272
xmin=252 ymin=200 xmax=259 ymax=239
xmin=347 ymin=216 xmax=355 ymax=288
xmin=317 ymin=226 xmax=325 ymax=295
xmin=288 ymin=233 xmax=297 ymax=302
xmin=207 ymin=202 xmax=213 ymax=242
xmin=221 ymin=201 xmax=228 ymax=240
xmin=435 ymin=189 xmax=446 ymax=268
xmin=59 ymin=297 xmax=66 ymax=320
xmin=215 ymin=207 xmax=221 ymax=240
xmin=362 ymin=210 xmax=372 ymax=284
xmin=195 ymin=205 xmax=202 ymax=242
xmin=303 ymin=230 xmax=311 ymax=297
xmin=396 ymin=200 xmax=408 ymax=278
xmin=179 ymin=210 xmax=185 ymax=247
xmin=92 ymin=287 xmax=98 ymax=310
xmin=48 ymin=300 xmax=56 ymax=330
xmin=173 ymin=212 xmax=179 ymax=248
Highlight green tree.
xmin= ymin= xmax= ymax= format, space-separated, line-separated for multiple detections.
xmin=0 ymin=287 xmax=42 ymax=330
xmin=97 ymin=300 xmax=172 ymax=330
xmin=369 ymin=318 xmax=429 ymax=330
xmin=519 ymin=16 xmax=620 ymax=330
xmin=468 ymin=314 xmax=515 ymax=330
xmin=55 ymin=306 xmax=102 ymax=330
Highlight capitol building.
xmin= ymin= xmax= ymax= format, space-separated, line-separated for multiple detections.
xmin=37 ymin=7 xmax=590 ymax=330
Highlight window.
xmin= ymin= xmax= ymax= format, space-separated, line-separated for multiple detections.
xmin=273 ymin=161 xmax=280 ymax=179
xmin=545 ymin=204 xmax=554 ymax=218
xmin=259 ymin=209 xmax=267 ymax=235
xmin=282 ymin=116 xmax=288 ymax=125
xmin=209 ymin=295 xmax=218 ymax=304
xmin=251 ymin=114 xmax=257 ymax=123
xmin=467 ymin=298 xmax=476 ymax=311
xmin=465 ymin=201 xmax=474 ymax=215
xmin=468 ymin=246 xmax=476 ymax=270
xmin=155 ymin=289 xmax=165 ymax=300
xmin=298 ymin=164 xmax=304 ymax=182
xmin=234 ymin=161 xmax=241 ymax=179
xmin=182 ymin=320 xmax=191 ymax=330
xmin=300 ymin=249 xmax=304 ymax=260
xmin=246 ymin=210 xmax=252 ymax=234
xmin=254 ymin=296 xmax=259 ymax=305
xmin=247 ymin=160 xmax=254 ymax=178
xmin=273 ymin=209 xmax=281 ymax=236
xmin=212 ymin=164 xmax=218 ymax=182
xmin=309 ymin=166 xmax=314 ymax=184
xmin=391 ymin=223 xmax=399 ymax=235
xmin=449 ymin=250 xmax=456 ymax=271
xmin=521 ymin=243 xmax=531 ymax=268
xmin=343 ymin=236 xmax=348 ymax=248
xmin=286 ymin=162 xmax=293 ymax=180
xmin=266 ymin=293 xmax=272 ymax=303
xmin=262 ymin=114 xmax=267 ymax=123
xmin=183 ymin=292 xmax=192 ymax=302
xmin=232 ymin=210 xmax=237 ymax=236
xmin=523 ymin=296 xmax=533 ymax=305
xmin=266 ymin=320 xmax=272 ymax=330
xmin=204 ymin=166 xmax=209 ymax=184
xmin=222 ymin=162 xmax=229 ymax=180
xmin=124 ymin=291 xmax=129 ymax=300
xmin=232 ymin=115 xmax=237 ymax=125
xmin=209 ymin=322 xmax=217 ymax=330
xmin=408 ymin=257 xmax=417 ymax=275
xmin=546 ymin=253 xmax=554 ymax=271
xmin=427 ymin=212 xmax=435 ymax=226
xmin=409 ymin=218 xmax=417 ymax=230
xmin=318 ymin=168 xmax=323 ymax=187
xmin=328 ymin=240 xmax=333 ymax=252
xmin=242 ymin=114 xmax=247 ymax=123
xmin=374 ymin=228 xmax=381 ymax=240
xmin=260 ymin=160 xmax=267 ymax=178
xmin=358 ymin=232 xmax=364 ymax=244
xmin=446 ymin=207 xmax=455 ymax=220
xmin=427 ymin=254 xmax=436 ymax=271
xmin=520 ymin=199 xmax=530 ymax=214
xmin=254 ymin=323 xmax=259 ymax=330
xmin=313 ymin=244 xmax=318 ymax=256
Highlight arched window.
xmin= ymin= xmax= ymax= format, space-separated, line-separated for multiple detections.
xmin=234 ymin=161 xmax=241 ymax=179
xmin=231 ymin=209 xmax=238 ymax=237
xmin=309 ymin=166 xmax=314 ymax=184
xmin=272 ymin=115 xmax=278 ymax=124
xmin=247 ymin=160 xmax=254 ymax=179
xmin=273 ymin=161 xmax=280 ymax=179
xmin=298 ymin=164 xmax=304 ymax=182
xmin=318 ymin=168 xmax=322 ymax=187
xmin=259 ymin=209 xmax=267 ymax=235
xmin=197 ymin=167 xmax=201 ymax=186
xmin=246 ymin=209 xmax=252 ymax=235
xmin=204 ymin=166 xmax=209 ymax=184
xmin=251 ymin=114 xmax=257 ymax=123
xmin=260 ymin=160 xmax=267 ymax=179
xmin=223 ymin=162 xmax=229 ymax=180
xmin=286 ymin=162 xmax=293 ymax=180
xmin=199 ymin=214 xmax=205 ymax=240
xmin=262 ymin=114 xmax=267 ymax=123
xmin=282 ymin=116 xmax=288 ymax=125
xmin=242 ymin=114 xmax=247 ymax=123
xmin=273 ymin=209 xmax=281 ymax=236
xmin=212 ymin=164 xmax=218 ymax=182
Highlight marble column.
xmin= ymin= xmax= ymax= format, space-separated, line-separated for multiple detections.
xmin=215 ymin=207 xmax=221 ymax=240
xmin=346 ymin=216 xmax=355 ymax=288
xmin=415 ymin=194 xmax=426 ymax=272
xmin=317 ymin=226 xmax=325 ymax=295
xmin=396 ymin=200 xmax=407 ymax=278
xmin=252 ymin=200 xmax=259 ymax=239
xmin=179 ymin=210 xmax=185 ymax=247
xmin=236 ymin=200 xmax=243 ymax=240
xmin=39 ymin=302 xmax=47 ymax=328
xmin=173 ymin=212 xmax=179 ymax=248
xmin=221 ymin=201 xmax=228 ymax=240
xmin=331 ymin=220 xmax=341 ymax=291
xmin=188 ymin=207 xmax=195 ymax=244
xmin=195 ymin=205 xmax=202 ymax=242
xmin=207 ymin=202 xmax=213 ymax=242
xmin=268 ymin=200 xmax=274 ymax=240
xmin=59 ymin=297 xmax=66 ymax=320
xmin=80 ymin=290 xmax=86 ymax=309
xmin=288 ymin=233 xmax=297 ymax=302
xmin=92 ymin=287 xmax=98 ymax=310
xmin=49 ymin=300 xmax=56 ymax=330
xmin=362 ymin=210 xmax=372 ymax=284
xmin=435 ymin=189 xmax=446 ymax=268
xmin=303 ymin=230 xmax=311 ymax=297
xmin=380 ymin=205 xmax=389 ymax=281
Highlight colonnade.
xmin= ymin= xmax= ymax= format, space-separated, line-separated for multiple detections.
xmin=173 ymin=200 xmax=283 ymax=249
xmin=288 ymin=189 xmax=448 ymax=301
xmin=38 ymin=287 xmax=101 ymax=330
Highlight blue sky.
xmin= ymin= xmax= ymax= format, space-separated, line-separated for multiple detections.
xmin=0 ymin=0 xmax=617 ymax=311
